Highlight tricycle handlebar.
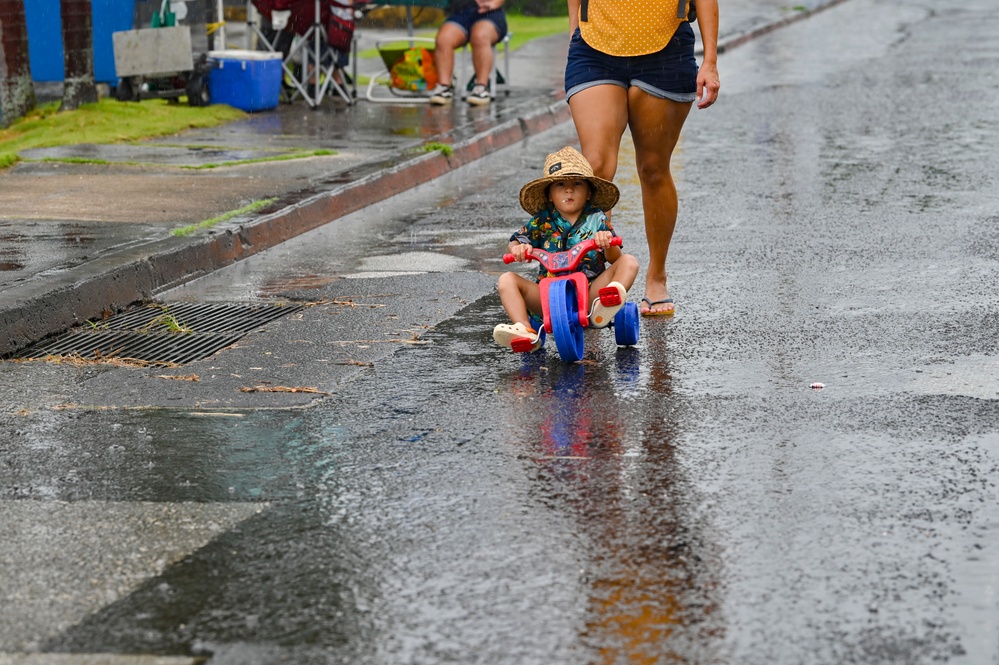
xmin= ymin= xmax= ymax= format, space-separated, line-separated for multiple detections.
xmin=503 ymin=236 xmax=622 ymax=273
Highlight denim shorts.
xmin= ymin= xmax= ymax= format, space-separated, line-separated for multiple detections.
xmin=565 ymin=26 xmax=698 ymax=102
xmin=444 ymin=4 xmax=508 ymax=42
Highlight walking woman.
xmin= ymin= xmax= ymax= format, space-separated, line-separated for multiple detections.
xmin=565 ymin=0 xmax=720 ymax=317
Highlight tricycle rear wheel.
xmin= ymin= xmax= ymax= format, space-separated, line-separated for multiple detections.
xmin=614 ymin=302 xmax=641 ymax=346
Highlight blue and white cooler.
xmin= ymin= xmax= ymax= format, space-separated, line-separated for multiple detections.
xmin=207 ymin=49 xmax=283 ymax=112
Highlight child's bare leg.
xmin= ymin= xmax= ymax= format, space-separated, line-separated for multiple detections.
xmin=495 ymin=272 xmax=544 ymax=351
xmin=497 ymin=272 xmax=542 ymax=328
xmin=587 ymin=253 xmax=640 ymax=328
xmin=588 ymin=253 xmax=639 ymax=295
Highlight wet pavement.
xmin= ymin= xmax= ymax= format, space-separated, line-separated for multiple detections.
xmin=5 ymin=0 xmax=999 ymax=663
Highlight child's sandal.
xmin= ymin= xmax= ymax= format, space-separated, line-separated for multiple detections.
xmin=493 ymin=322 xmax=542 ymax=353
xmin=588 ymin=281 xmax=626 ymax=328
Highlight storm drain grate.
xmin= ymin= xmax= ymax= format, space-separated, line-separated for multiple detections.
xmin=18 ymin=302 xmax=303 ymax=366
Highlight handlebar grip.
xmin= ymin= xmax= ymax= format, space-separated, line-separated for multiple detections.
xmin=504 ymin=247 xmax=539 ymax=263
xmin=610 ymin=236 xmax=623 ymax=247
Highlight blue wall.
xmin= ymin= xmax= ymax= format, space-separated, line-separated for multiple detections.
xmin=25 ymin=0 xmax=136 ymax=84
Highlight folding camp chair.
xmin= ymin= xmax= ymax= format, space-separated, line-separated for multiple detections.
xmin=364 ymin=37 xmax=438 ymax=103
xmin=364 ymin=32 xmax=511 ymax=104
xmin=247 ymin=0 xmax=356 ymax=107
xmin=364 ymin=34 xmax=510 ymax=104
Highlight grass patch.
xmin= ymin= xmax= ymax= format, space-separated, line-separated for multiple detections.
xmin=0 ymin=98 xmax=245 ymax=170
xmin=172 ymin=197 xmax=278 ymax=237
xmin=505 ymin=14 xmax=571 ymax=51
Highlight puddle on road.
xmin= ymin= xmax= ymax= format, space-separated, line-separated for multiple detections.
xmin=906 ymin=354 xmax=999 ymax=400
xmin=339 ymin=251 xmax=469 ymax=279
xmin=0 ymin=220 xmax=155 ymax=288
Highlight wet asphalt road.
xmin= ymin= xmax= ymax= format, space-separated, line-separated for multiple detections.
xmin=3 ymin=0 xmax=999 ymax=663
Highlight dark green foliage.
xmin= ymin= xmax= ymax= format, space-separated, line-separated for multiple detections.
xmin=505 ymin=0 xmax=568 ymax=17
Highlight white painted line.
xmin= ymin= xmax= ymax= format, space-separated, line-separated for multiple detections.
xmin=0 ymin=655 xmax=200 ymax=665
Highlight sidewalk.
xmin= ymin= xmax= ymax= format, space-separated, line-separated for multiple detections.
xmin=0 ymin=0 xmax=847 ymax=358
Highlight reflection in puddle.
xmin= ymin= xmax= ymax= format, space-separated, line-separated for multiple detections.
xmin=0 ymin=241 xmax=24 ymax=271
xmin=500 ymin=338 xmax=725 ymax=661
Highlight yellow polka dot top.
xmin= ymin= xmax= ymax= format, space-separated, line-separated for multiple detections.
xmin=578 ymin=0 xmax=692 ymax=57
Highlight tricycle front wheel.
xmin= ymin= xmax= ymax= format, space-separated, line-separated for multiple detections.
xmin=549 ymin=279 xmax=585 ymax=363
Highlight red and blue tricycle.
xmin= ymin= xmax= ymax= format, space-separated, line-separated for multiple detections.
xmin=503 ymin=236 xmax=640 ymax=363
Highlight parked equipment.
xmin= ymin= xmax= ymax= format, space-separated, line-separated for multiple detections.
xmin=112 ymin=0 xmax=217 ymax=105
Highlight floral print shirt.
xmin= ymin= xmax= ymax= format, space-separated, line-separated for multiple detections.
xmin=510 ymin=203 xmax=616 ymax=282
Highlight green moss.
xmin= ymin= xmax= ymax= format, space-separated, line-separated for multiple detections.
xmin=172 ymin=198 xmax=278 ymax=237
xmin=25 ymin=147 xmax=334 ymax=170
xmin=182 ymin=149 xmax=337 ymax=170
xmin=38 ymin=157 xmax=114 ymax=166
xmin=420 ymin=141 xmax=454 ymax=158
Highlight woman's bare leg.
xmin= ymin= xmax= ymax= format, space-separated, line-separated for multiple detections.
xmin=568 ymin=85 xmax=630 ymax=184
xmin=627 ymin=87 xmax=691 ymax=316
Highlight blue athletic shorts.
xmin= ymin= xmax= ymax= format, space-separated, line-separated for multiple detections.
xmin=565 ymin=25 xmax=698 ymax=102
xmin=444 ymin=4 xmax=508 ymax=42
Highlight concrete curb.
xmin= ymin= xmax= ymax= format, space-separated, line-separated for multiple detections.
xmin=0 ymin=101 xmax=572 ymax=357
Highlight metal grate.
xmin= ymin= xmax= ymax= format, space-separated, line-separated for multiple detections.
xmin=18 ymin=302 xmax=303 ymax=365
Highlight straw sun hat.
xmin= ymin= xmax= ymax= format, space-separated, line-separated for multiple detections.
xmin=518 ymin=146 xmax=620 ymax=215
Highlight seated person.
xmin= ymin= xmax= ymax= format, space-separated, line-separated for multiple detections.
xmin=428 ymin=0 xmax=507 ymax=106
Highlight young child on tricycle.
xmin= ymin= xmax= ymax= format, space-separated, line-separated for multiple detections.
xmin=493 ymin=146 xmax=639 ymax=357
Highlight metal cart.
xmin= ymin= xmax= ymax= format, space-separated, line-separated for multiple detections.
xmin=112 ymin=0 xmax=220 ymax=105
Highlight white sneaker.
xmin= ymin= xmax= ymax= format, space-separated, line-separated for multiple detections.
xmin=467 ymin=83 xmax=491 ymax=106
xmin=493 ymin=322 xmax=541 ymax=353
xmin=429 ymin=84 xmax=453 ymax=105
xmin=588 ymin=281 xmax=626 ymax=328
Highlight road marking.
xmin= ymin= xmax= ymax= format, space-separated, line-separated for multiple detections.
xmin=0 ymin=501 xmax=267 ymax=652
xmin=0 ymin=655 xmax=201 ymax=665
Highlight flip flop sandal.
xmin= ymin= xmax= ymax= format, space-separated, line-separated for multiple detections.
xmin=640 ymin=297 xmax=675 ymax=318
xmin=589 ymin=282 xmax=626 ymax=328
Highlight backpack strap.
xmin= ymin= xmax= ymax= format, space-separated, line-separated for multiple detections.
xmin=680 ymin=0 xmax=697 ymax=22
